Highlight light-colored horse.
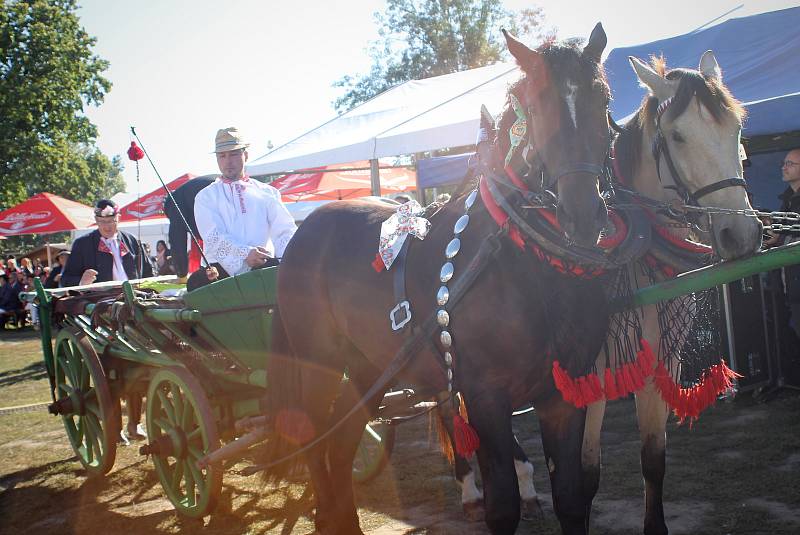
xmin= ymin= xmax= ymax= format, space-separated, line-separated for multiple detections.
xmin=454 ymin=51 xmax=762 ymax=533
xmin=583 ymin=51 xmax=761 ymax=535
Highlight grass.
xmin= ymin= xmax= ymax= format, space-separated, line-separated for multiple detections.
xmin=1 ymin=327 xmax=799 ymax=534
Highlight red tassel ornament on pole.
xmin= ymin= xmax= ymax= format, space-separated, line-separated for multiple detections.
xmin=127 ymin=141 xmax=144 ymax=161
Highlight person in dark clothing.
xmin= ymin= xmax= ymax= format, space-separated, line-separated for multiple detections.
xmin=61 ymin=199 xmax=154 ymax=287
xmin=44 ymin=250 xmax=70 ymax=289
xmin=163 ymin=175 xmax=216 ymax=277
xmin=0 ymin=274 xmax=22 ymax=328
xmin=770 ymin=149 xmax=800 ymax=335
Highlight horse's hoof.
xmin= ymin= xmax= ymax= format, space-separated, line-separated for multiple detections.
xmin=520 ymin=497 xmax=544 ymax=521
xmin=462 ymin=500 xmax=485 ymax=522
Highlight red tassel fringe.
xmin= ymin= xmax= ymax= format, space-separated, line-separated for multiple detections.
xmin=552 ymin=338 xmax=658 ymax=408
xmin=453 ymin=414 xmax=480 ymax=459
xmin=653 ymin=359 xmax=740 ymax=424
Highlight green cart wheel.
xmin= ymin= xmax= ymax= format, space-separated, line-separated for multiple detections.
xmin=53 ymin=328 xmax=120 ymax=477
xmin=145 ymin=367 xmax=222 ymax=518
xmin=352 ymin=421 xmax=396 ymax=484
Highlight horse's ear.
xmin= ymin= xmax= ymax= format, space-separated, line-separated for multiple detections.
xmin=699 ymin=50 xmax=722 ymax=81
xmin=502 ymin=28 xmax=539 ymax=67
xmin=582 ymin=22 xmax=607 ymax=62
xmin=629 ymin=56 xmax=669 ymax=97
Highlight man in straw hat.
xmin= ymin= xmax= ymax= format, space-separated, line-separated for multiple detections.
xmin=189 ymin=127 xmax=296 ymax=290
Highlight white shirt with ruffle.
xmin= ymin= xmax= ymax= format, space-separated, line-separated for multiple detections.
xmin=194 ymin=177 xmax=297 ymax=277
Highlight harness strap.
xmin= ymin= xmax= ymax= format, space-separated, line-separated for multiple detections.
xmin=688 ymin=177 xmax=747 ymax=205
xmin=389 ymin=238 xmax=412 ymax=330
xmin=248 ymin=226 xmax=505 ymax=473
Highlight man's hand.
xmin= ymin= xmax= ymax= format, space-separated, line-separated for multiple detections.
xmin=79 ymin=269 xmax=98 ymax=286
xmin=54 ymin=273 xmax=62 ymax=282
xmin=245 ymin=247 xmax=272 ymax=268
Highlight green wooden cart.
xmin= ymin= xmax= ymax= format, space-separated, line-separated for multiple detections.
xmin=30 ymin=267 xmax=398 ymax=518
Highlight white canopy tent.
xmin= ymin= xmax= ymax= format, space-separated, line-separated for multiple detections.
xmin=246 ymin=62 xmax=519 ymax=177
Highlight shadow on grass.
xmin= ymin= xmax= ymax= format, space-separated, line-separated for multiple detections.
xmin=0 ymin=361 xmax=48 ymax=388
xmin=0 ymin=452 xmax=319 ymax=535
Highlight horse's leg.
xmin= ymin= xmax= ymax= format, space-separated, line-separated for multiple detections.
xmin=537 ymin=394 xmax=590 ymax=535
xmin=581 ymin=399 xmax=606 ymax=522
xmin=437 ymin=402 xmax=485 ymax=521
xmin=324 ymin=361 xmax=383 ymax=535
xmin=635 ymin=380 xmax=670 ymax=535
xmin=466 ymin=390 xmax=520 ymax=535
xmin=513 ymin=437 xmax=543 ymax=520
xmin=298 ymin=362 xmax=344 ymax=535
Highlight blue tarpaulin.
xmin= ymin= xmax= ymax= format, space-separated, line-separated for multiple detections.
xmin=418 ymin=7 xmax=800 ymax=191
xmin=604 ymin=6 xmax=800 ymax=135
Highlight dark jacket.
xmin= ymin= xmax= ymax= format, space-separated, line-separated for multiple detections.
xmin=163 ymin=175 xmax=215 ymax=277
xmin=779 ymin=187 xmax=800 ymax=302
xmin=44 ymin=264 xmax=63 ymax=289
xmin=61 ymin=229 xmax=153 ymax=287
xmin=0 ymin=282 xmax=21 ymax=310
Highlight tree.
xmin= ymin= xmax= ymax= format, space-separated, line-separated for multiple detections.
xmin=333 ymin=0 xmax=550 ymax=113
xmin=0 ymin=0 xmax=120 ymax=212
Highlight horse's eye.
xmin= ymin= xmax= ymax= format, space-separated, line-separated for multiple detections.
xmin=671 ymin=131 xmax=685 ymax=143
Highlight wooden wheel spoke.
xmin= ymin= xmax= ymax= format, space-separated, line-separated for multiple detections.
xmin=156 ymin=388 xmax=177 ymax=424
xmin=79 ymin=361 xmax=91 ymax=391
xmin=170 ymin=383 xmax=184 ymax=423
xmin=85 ymin=398 xmax=101 ymax=418
xmin=180 ymin=398 xmax=194 ymax=429
xmin=185 ymin=428 xmax=202 ymax=442
xmin=183 ymin=461 xmax=196 ymax=505
xmin=58 ymin=382 xmax=73 ymax=396
xmin=76 ymin=416 xmax=85 ymax=444
xmin=187 ymin=444 xmax=203 ymax=461
xmin=171 ymin=459 xmax=185 ymax=490
xmin=187 ymin=461 xmax=207 ymax=497
xmin=85 ymin=415 xmax=103 ymax=458
xmin=153 ymin=416 xmax=172 ymax=433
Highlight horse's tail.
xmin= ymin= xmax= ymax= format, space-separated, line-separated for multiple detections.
xmin=433 ymin=402 xmax=455 ymax=465
xmin=260 ymin=307 xmax=305 ymax=484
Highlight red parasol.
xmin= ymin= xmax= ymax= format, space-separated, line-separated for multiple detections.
xmin=0 ymin=193 xmax=95 ymax=236
xmin=270 ymin=161 xmax=416 ymax=202
xmin=119 ymin=173 xmax=195 ymax=221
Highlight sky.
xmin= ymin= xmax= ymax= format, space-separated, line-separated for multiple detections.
xmin=76 ymin=0 xmax=799 ymax=196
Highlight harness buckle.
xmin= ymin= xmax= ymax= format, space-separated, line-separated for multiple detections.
xmin=390 ymin=300 xmax=412 ymax=331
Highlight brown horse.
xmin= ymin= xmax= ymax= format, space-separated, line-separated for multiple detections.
xmin=264 ymin=25 xmax=612 ymax=535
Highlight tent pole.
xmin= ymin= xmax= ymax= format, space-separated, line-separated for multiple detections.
xmin=369 ymin=159 xmax=380 ymax=197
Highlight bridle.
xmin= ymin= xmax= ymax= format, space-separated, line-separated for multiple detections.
xmin=651 ymin=96 xmax=746 ymax=207
xmin=504 ymin=88 xmax=609 ymax=196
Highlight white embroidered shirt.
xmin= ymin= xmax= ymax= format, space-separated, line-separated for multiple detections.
xmin=101 ymin=235 xmax=128 ymax=282
xmin=194 ymin=176 xmax=297 ymax=276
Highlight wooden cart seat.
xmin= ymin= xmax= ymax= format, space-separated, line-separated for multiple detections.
xmin=182 ymin=267 xmax=278 ymax=371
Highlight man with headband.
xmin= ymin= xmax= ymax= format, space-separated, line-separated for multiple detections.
xmin=61 ymin=199 xmax=154 ymax=287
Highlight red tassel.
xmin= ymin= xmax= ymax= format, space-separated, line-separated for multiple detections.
xmin=552 ymin=361 xmax=576 ymax=404
xmin=629 ymin=363 xmax=645 ymax=391
xmin=127 ymin=141 xmax=144 ymax=161
xmin=371 ymin=253 xmax=384 ymax=272
xmin=604 ymin=367 xmax=620 ymax=400
xmin=615 ymin=367 xmax=627 ymax=397
xmin=621 ymin=365 xmax=636 ymax=395
xmin=453 ymin=414 xmax=480 ymax=459
xmin=637 ymin=339 xmax=656 ymax=376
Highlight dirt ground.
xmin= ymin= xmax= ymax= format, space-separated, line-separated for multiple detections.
xmin=1 ymin=328 xmax=799 ymax=534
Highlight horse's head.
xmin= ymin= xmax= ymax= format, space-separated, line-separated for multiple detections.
xmin=627 ymin=52 xmax=762 ymax=259
xmin=500 ymin=23 xmax=611 ymax=247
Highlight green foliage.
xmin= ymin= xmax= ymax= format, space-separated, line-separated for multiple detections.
xmin=0 ymin=0 xmax=120 ymax=213
xmin=333 ymin=0 xmax=549 ymax=113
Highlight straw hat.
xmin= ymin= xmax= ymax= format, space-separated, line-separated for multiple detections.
xmin=214 ymin=127 xmax=249 ymax=153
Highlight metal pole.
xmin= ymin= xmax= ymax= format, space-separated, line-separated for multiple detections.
xmin=614 ymin=241 xmax=800 ymax=311
xmin=370 ymin=159 xmax=380 ymax=197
